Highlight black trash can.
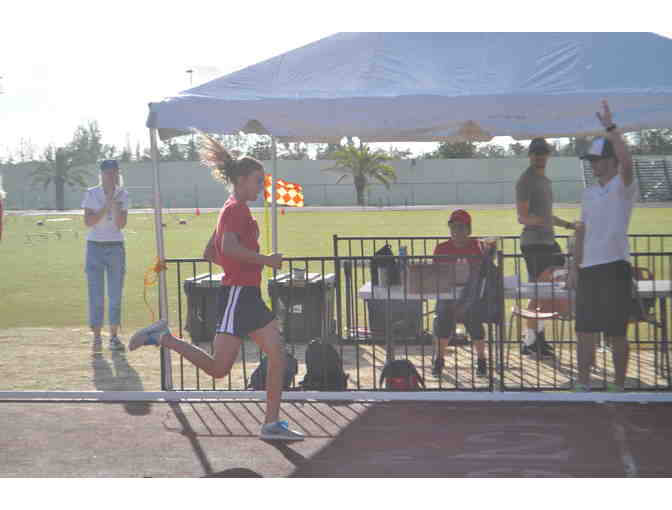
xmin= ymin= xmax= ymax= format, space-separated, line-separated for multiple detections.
xmin=183 ymin=272 xmax=223 ymax=344
xmin=268 ymin=272 xmax=336 ymax=343
xmin=365 ymin=299 xmax=424 ymax=345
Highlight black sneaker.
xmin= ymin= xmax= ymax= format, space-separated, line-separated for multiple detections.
xmin=432 ymin=356 xmax=445 ymax=376
xmin=448 ymin=334 xmax=470 ymax=346
xmin=476 ymin=358 xmax=487 ymax=377
xmin=521 ymin=342 xmax=534 ymax=356
xmin=525 ymin=339 xmax=554 ymax=358
xmin=537 ymin=331 xmax=555 ymax=357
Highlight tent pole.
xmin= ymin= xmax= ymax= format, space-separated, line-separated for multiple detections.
xmin=149 ymin=127 xmax=173 ymax=390
xmin=272 ymin=137 xmax=278 ymax=253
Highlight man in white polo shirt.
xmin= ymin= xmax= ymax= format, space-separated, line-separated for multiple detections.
xmin=573 ymin=100 xmax=635 ymax=392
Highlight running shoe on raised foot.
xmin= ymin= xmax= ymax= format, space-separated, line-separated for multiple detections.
xmin=109 ymin=335 xmax=126 ymax=351
xmin=129 ymin=320 xmax=169 ymax=351
xmin=605 ymin=383 xmax=625 ymax=393
xmin=260 ymin=420 xmax=305 ymax=442
xmin=476 ymin=358 xmax=487 ymax=377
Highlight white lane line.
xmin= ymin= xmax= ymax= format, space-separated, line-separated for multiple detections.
xmin=606 ymin=403 xmax=639 ymax=477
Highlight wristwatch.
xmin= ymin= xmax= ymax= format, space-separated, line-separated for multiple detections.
xmin=606 ymin=124 xmax=617 ymax=132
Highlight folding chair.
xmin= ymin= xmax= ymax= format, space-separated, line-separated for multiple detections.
xmin=505 ymin=267 xmax=573 ymax=367
xmin=629 ymin=266 xmax=666 ymax=376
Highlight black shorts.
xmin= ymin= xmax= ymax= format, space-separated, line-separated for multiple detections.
xmin=434 ymin=300 xmax=485 ymax=340
xmin=521 ymin=242 xmax=565 ymax=281
xmin=575 ymin=261 xmax=632 ymax=337
xmin=216 ymin=286 xmax=276 ymax=338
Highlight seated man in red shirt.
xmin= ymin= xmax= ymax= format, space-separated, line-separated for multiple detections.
xmin=432 ymin=209 xmax=488 ymax=377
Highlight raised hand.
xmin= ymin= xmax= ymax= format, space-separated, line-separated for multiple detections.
xmin=595 ymin=99 xmax=614 ymax=129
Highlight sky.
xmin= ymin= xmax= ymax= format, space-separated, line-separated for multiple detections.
xmin=2 ymin=1 xmax=671 ymax=161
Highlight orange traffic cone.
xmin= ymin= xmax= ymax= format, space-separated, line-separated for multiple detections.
xmin=195 ymin=208 xmax=201 ymax=216
xmin=280 ymin=208 xmax=285 ymax=215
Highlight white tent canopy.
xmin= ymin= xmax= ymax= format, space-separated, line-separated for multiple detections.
xmin=148 ymin=32 xmax=672 ymax=143
xmin=146 ymin=32 xmax=672 ymax=388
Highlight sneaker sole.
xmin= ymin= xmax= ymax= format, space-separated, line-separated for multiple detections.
xmin=259 ymin=434 xmax=305 ymax=442
xmin=128 ymin=334 xmax=151 ymax=351
xmin=128 ymin=334 xmax=147 ymax=351
xmin=128 ymin=320 xmax=168 ymax=351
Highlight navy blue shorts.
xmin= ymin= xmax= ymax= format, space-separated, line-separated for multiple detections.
xmin=216 ymin=286 xmax=276 ymax=338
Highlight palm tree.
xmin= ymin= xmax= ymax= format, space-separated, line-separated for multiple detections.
xmin=30 ymin=146 xmax=91 ymax=210
xmin=324 ymin=143 xmax=397 ymax=206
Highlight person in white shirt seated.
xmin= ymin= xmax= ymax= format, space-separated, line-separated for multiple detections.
xmin=82 ymin=160 xmax=129 ymax=351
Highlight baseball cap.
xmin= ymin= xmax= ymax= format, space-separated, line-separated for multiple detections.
xmin=449 ymin=209 xmax=472 ymax=225
xmin=100 ymin=159 xmax=119 ymax=171
xmin=579 ymin=137 xmax=615 ymax=160
xmin=528 ymin=137 xmax=551 ymax=155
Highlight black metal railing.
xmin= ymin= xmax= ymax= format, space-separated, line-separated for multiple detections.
xmin=162 ymin=247 xmax=671 ymax=393
xmin=333 ymin=234 xmax=672 ymax=258
xmin=498 ymin=251 xmax=671 ymax=391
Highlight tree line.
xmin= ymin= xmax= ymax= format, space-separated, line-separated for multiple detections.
xmin=1 ymin=121 xmax=671 ymax=209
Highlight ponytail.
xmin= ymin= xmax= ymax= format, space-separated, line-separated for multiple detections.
xmin=198 ymin=131 xmax=263 ymax=187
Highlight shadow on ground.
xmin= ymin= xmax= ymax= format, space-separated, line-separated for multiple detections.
xmin=91 ymin=339 xmax=151 ymax=416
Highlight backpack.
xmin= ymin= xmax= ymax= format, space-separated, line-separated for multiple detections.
xmin=248 ymin=350 xmax=298 ymax=390
xmin=379 ymin=359 xmax=425 ymax=390
xmin=300 ymin=339 xmax=348 ymax=390
xmin=456 ymin=242 xmax=502 ymax=324
xmin=371 ymin=244 xmax=401 ymax=286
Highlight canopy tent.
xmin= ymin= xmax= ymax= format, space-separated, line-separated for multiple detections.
xmin=148 ymin=32 xmax=672 ymax=143
xmin=146 ymin=32 xmax=672 ymax=388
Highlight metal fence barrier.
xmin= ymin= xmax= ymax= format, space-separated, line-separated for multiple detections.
xmin=163 ymin=243 xmax=671 ymax=393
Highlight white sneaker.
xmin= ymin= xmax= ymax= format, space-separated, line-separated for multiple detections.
xmin=259 ymin=420 xmax=305 ymax=442
xmin=129 ymin=320 xmax=169 ymax=351
xmin=109 ymin=335 xmax=126 ymax=351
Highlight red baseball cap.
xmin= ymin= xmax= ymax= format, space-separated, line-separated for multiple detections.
xmin=448 ymin=209 xmax=471 ymax=225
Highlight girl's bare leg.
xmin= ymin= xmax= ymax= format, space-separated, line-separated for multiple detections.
xmin=249 ymin=320 xmax=285 ymax=424
xmin=160 ymin=332 xmax=242 ymax=379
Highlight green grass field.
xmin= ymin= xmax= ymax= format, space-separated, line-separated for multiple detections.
xmin=1 ymin=205 xmax=671 ymax=392
xmin=2 ymin=206 xmax=671 ymax=330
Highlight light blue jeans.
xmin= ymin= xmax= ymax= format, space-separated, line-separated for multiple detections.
xmin=85 ymin=241 xmax=126 ymax=328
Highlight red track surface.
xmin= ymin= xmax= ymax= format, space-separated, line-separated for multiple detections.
xmin=1 ymin=401 xmax=671 ymax=477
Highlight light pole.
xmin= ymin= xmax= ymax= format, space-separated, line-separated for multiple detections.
xmin=185 ymin=69 xmax=195 ymax=160
xmin=185 ymin=69 xmax=199 ymax=212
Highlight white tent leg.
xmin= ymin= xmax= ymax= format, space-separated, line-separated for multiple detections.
xmin=271 ymin=137 xmax=278 ymax=253
xmin=149 ymin=128 xmax=173 ymax=390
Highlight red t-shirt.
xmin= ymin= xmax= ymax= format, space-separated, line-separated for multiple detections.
xmin=433 ymin=238 xmax=483 ymax=266
xmin=213 ymin=195 xmax=262 ymax=287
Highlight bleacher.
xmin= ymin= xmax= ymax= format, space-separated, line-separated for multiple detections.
xmin=581 ymin=158 xmax=672 ymax=201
